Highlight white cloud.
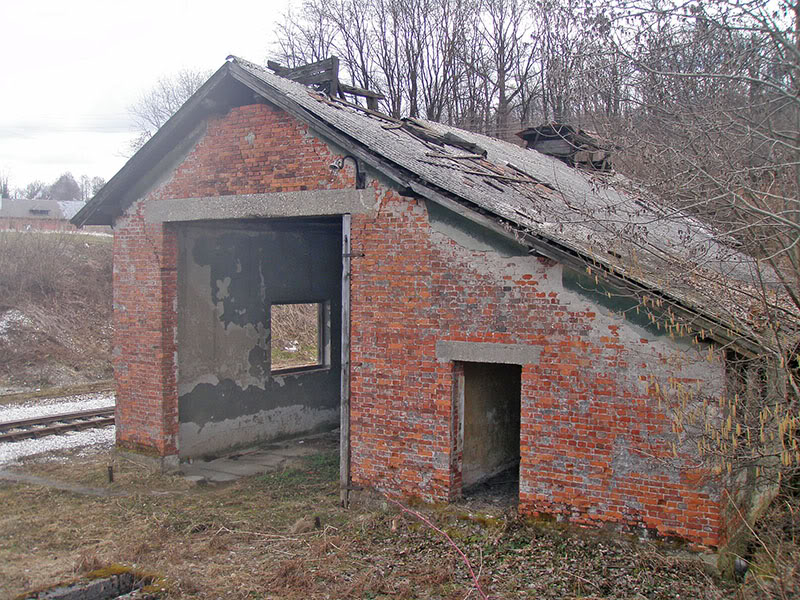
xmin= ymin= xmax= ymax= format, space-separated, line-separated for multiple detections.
xmin=0 ymin=0 xmax=290 ymax=188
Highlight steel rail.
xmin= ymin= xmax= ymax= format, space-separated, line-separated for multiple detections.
xmin=0 ymin=408 xmax=115 ymax=442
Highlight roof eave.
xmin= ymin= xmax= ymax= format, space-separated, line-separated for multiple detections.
xmin=419 ymin=187 xmax=765 ymax=355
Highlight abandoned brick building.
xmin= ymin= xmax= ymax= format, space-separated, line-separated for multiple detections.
xmin=72 ymin=56 xmax=771 ymax=549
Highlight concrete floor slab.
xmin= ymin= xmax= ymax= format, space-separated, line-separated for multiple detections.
xmin=178 ymin=430 xmax=337 ymax=483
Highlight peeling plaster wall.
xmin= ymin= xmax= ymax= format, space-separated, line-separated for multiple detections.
xmin=435 ymin=206 xmax=725 ymax=545
xmin=176 ymin=220 xmax=342 ymax=457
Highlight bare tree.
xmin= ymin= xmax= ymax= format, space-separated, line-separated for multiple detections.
xmin=264 ymin=0 xmax=632 ymax=136
xmin=425 ymin=0 xmax=479 ymax=124
xmin=127 ymin=69 xmax=210 ymax=154
xmin=573 ymin=9 xmax=800 ymax=583
xmin=90 ymin=176 xmax=106 ymax=196
xmin=371 ymin=0 xmax=408 ymax=117
xmin=605 ymin=0 xmax=800 ymax=323
xmin=79 ymin=174 xmax=91 ymax=202
xmin=475 ymin=0 xmax=537 ymax=138
xmin=0 ymin=172 xmax=9 ymax=199
xmin=19 ymin=180 xmax=46 ymax=200
xmin=269 ymin=0 xmax=486 ymax=122
xmin=326 ymin=0 xmax=377 ymax=91
xmin=272 ymin=1 xmax=338 ymax=68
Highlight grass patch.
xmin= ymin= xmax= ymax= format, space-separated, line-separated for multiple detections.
xmin=270 ymin=302 xmax=321 ymax=371
xmin=307 ymin=449 xmax=339 ymax=478
xmin=258 ymin=450 xmax=339 ymax=504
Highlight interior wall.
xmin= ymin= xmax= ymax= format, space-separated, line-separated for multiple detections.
xmin=176 ymin=217 xmax=342 ymax=457
xmin=462 ymin=362 xmax=521 ymax=489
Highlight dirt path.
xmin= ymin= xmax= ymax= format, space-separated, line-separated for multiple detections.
xmin=0 ymin=468 xmax=125 ymax=496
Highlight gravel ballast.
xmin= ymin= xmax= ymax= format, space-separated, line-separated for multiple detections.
xmin=0 ymin=392 xmax=116 ymax=465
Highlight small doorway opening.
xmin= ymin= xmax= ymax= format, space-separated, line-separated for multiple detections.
xmin=461 ymin=362 xmax=521 ymax=503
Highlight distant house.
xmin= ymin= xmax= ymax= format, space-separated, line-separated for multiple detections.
xmin=0 ymin=198 xmax=85 ymax=231
xmin=73 ymin=56 xmax=788 ymax=552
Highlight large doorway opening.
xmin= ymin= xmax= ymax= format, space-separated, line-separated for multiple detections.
xmin=175 ymin=217 xmax=343 ymax=458
xmin=461 ymin=362 xmax=521 ymax=502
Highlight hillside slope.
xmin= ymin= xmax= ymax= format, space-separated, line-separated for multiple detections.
xmin=0 ymin=231 xmax=112 ymax=393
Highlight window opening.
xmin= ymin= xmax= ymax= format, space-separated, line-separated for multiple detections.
xmin=270 ymin=302 xmax=328 ymax=372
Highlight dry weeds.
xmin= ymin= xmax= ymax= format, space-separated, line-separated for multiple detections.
xmin=270 ymin=302 xmax=321 ymax=370
xmin=0 ymin=444 xmax=735 ymax=600
xmin=0 ymin=231 xmax=113 ymax=390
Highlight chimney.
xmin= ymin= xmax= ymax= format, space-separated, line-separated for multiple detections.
xmin=517 ymin=123 xmax=612 ymax=171
xmin=267 ymin=57 xmax=385 ymax=111
xmin=267 ymin=57 xmax=342 ymax=97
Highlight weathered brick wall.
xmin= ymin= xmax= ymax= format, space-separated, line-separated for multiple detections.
xmin=349 ymin=197 xmax=459 ymax=499
xmin=157 ymin=103 xmax=352 ymax=198
xmin=350 ymin=195 xmax=726 ymax=547
xmin=113 ymin=103 xmax=355 ymax=456
xmin=518 ymin=344 xmax=722 ymax=546
xmin=113 ymin=207 xmax=178 ymax=455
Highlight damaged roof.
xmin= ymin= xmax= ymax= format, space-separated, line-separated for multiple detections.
xmin=73 ymin=56 xmax=797 ymax=351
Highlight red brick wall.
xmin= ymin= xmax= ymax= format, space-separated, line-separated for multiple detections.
xmin=113 ymin=103 xmax=356 ymax=456
xmin=113 ymin=209 xmax=178 ymax=455
xmin=349 ymin=198 xmax=460 ymax=499
xmin=519 ymin=358 xmax=721 ymax=547
xmin=158 ymin=103 xmax=354 ymax=198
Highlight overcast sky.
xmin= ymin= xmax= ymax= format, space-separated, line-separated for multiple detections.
xmin=0 ymin=0 xmax=290 ymax=191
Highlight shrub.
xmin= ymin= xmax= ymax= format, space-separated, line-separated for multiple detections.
xmin=0 ymin=231 xmax=111 ymax=309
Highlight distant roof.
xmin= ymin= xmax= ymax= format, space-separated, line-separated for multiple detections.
xmin=0 ymin=198 xmax=84 ymax=220
xmin=73 ymin=56 xmax=798 ymax=351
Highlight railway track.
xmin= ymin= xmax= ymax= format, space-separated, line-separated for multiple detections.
xmin=0 ymin=408 xmax=115 ymax=442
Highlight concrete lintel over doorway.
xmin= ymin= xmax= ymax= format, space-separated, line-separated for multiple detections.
xmin=145 ymin=189 xmax=377 ymax=223
xmin=436 ymin=340 xmax=541 ymax=365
